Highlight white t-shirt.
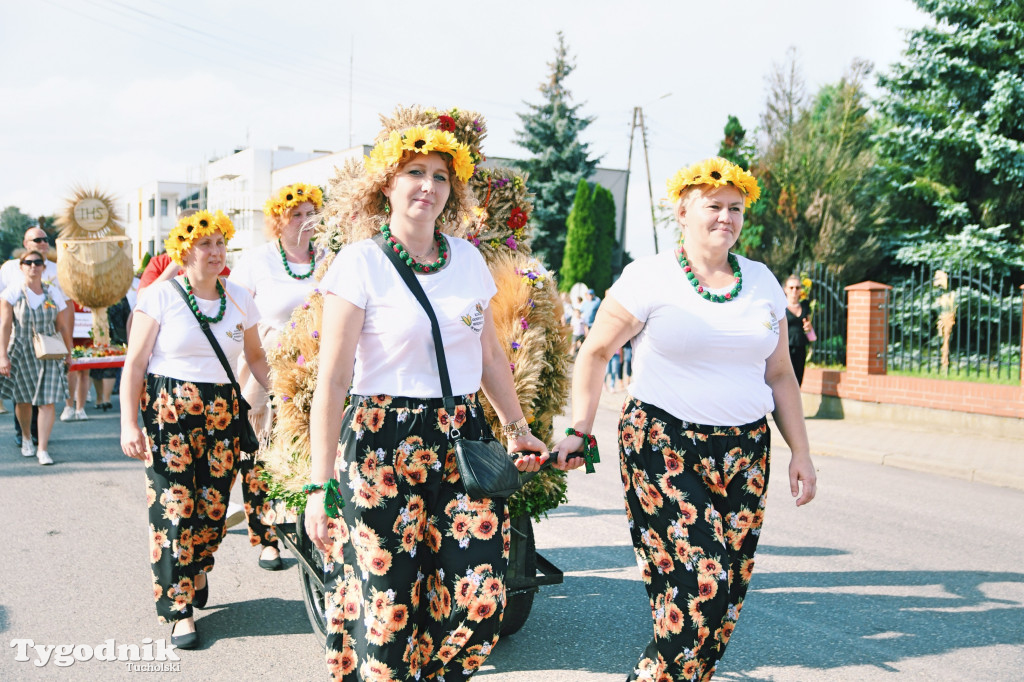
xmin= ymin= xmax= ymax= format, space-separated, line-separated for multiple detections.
xmin=1 ymin=284 xmax=68 ymax=312
xmin=0 ymin=259 xmax=62 ymax=294
xmin=321 ymin=236 xmax=497 ymax=398
xmin=609 ymin=251 xmax=787 ymax=426
xmin=135 ymin=277 xmax=260 ymax=384
xmin=229 ymin=241 xmax=320 ymax=331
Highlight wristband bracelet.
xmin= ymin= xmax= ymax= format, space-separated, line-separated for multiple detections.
xmin=565 ymin=428 xmax=601 ymax=473
xmin=301 ymin=479 xmax=344 ymax=518
xmin=502 ymin=417 xmax=531 ymax=439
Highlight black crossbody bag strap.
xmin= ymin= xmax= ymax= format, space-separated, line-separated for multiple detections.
xmin=372 ymin=233 xmax=456 ymax=414
xmin=170 ymin=280 xmax=242 ymax=393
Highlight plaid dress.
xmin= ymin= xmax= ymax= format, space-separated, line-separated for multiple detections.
xmin=2 ymin=287 xmax=68 ymax=406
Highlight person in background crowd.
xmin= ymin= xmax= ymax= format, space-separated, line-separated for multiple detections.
xmin=784 ymin=274 xmax=813 ymax=386
xmin=580 ymin=287 xmax=601 ymax=330
xmin=0 ymin=225 xmax=69 ymax=447
xmin=0 ymin=250 xmax=73 ymax=465
xmin=120 ymin=210 xmax=269 ymax=649
xmin=229 ymin=182 xmax=325 ymax=571
xmin=620 ymin=337 xmax=633 ymax=389
xmin=61 ymin=301 xmax=92 ymax=422
xmin=570 ymin=305 xmax=586 ymax=354
xmin=552 ymin=157 xmax=816 ymax=680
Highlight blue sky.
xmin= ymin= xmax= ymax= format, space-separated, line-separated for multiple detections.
xmin=0 ymin=0 xmax=928 ymax=257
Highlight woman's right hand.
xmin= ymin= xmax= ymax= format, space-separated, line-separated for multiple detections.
xmin=120 ymin=422 xmax=148 ymax=461
xmin=304 ymin=492 xmax=330 ymax=553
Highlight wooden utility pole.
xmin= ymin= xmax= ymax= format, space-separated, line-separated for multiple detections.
xmin=619 ymin=106 xmax=660 ymax=268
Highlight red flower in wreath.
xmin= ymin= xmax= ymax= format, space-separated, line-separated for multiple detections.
xmin=507 ymin=206 xmax=528 ymax=230
xmin=438 ymin=114 xmax=456 ymax=132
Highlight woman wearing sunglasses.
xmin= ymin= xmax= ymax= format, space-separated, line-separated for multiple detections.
xmin=0 ymin=250 xmax=73 ymax=465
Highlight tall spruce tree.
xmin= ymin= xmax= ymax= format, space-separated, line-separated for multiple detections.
xmin=515 ymin=32 xmax=598 ymax=270
xmin=874 ymin=0 xmax=1024 ymax=246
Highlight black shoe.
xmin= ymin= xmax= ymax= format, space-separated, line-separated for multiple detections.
xmin=258 ymin=554 xmax=283 ymax=571
xmin=170 ymin=623 xmax=199 ymax=650
xmin=15 ymin=432 xmax=22 ymax=447
xmin=32 ymin=436 xmax=38 ymax=446
xmin=193 ymin=577 xmax=208 ymax=609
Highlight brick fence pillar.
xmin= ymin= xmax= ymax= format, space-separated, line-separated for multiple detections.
xmin=845 ymin=281 xmax=892 ymax=375
xmin=1020 ymin=284 xmax=1023 ymax=388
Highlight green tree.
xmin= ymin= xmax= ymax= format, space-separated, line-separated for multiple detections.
xmin=590 ymin=184 xmax=617 ymax=293
xmin=718 ymin=115 xmax=754 ymax=170
xmin=515 ymin=32 xmax=598 ymax=270
xmin=559 ymin=178 xmax=596 ymax=291
xmin=750 ymin=53 xmax=882 ymax=281
xmin=0 ymin=206 xmax=34 ymax=260
xmin=874 ymin=0 xmax=1024 ymax=246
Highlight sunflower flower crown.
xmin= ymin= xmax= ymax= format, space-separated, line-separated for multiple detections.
xmin=264 ymin=183 xmax=324 ymax=217
xmin=364 ymin=127 xmax=476 ymax=182
xmin=666 ymin=157 xmax=761 ymax=207
xmin=164 ymin=210 xmax=236 ymax=266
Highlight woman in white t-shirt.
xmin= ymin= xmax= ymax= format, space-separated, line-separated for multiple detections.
xmin=552 ymin=157 xmax=817 ymax=681
xmin=119 ymin=210 xmax=270 ymax=650
xmin=303 ymin=112 xmax=548 ymax=680
xmin=0 ymin=250 xmax=72 ymax=466
xmin=229 ymin=183 xmax=324 ymax=572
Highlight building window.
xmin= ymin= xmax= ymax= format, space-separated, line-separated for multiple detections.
xmin=160 ymin=198 xmax=168 ymax=216
xmin=148 ymin=198 xmax=155 ymax=218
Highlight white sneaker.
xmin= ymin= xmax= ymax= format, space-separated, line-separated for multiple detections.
xmin=225 ymin=502 xmax=246 ymax=529
xmin=36 ymin=450 xmax=53 ymax=465
xmin=60 ymin=405 xmax=75 ymax=422
xmin=21 ymin=441 xmax=34 ymax=458
xmin=75 ymin=408 xmax=88 ymax=421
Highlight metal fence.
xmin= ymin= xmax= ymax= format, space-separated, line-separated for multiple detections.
xmin=887 ymin=265 xmax=1023 ymax=382
xmin=800 ymin=263 xmax=848 ymax=367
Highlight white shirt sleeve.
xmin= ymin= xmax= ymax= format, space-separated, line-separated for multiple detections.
xmin=322 ymin=241 xmax=370 ymax=309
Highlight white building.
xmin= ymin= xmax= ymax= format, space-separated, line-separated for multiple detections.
xmin=122 ymin=180 xmax=200 ymax=263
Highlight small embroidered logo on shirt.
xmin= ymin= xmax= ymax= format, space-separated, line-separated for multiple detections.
xmin=764 ymin=311 xmax=780 ymax=335
xmin=462 ymin=301 xmax=485 ymax=334
xmin=225 ymin=323 xmax=244 ymax=342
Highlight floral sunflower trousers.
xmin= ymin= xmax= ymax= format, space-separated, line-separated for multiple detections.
xmin=323 ymin=394 xmax=510 ymax=681
xmin=619 ymin=397 xmax=771 ymax=682
xmin=141 ymin=375 xmax=242 ymax=624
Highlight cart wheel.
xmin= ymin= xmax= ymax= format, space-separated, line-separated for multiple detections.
xmin=295 ymin=511 xmax=329 ymax=646
xmin=500 ymin=514 xmax=537 ymax=637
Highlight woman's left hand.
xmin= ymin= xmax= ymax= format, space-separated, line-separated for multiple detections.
xmin=509 ymin=432 xmax=549 ymax=472
xmin=789 ymin=453 xmax=817 ymax=506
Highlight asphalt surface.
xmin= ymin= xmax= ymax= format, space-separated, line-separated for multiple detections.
xmin=2 ymin=390 xmax=1023 ymax=681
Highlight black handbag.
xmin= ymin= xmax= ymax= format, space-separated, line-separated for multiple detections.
xmin=171 ymin=280 xmax=262 ymax=454
xmin=374 ymin=235 xmax=522 ymax=499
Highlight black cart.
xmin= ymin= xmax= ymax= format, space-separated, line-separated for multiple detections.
xmin=276 ymin=512 xmax=563 ymax=642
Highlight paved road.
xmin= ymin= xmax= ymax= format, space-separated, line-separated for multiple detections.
xmin=2 ymin=393 xmax=1023 ymax=681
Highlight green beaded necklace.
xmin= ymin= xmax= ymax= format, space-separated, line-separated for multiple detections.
xmin=277 ymin=239 xmax=315 ymax=280
xmin=183 ymin=276 xmax=227 ymax=323
xmin=381 ymin=223 xmax=448 ymax=273
xmin=677 ymin=245 xmax=743 ymax=303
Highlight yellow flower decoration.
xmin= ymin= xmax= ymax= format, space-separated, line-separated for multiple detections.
xmin=164 ymin=210 xmax=236 ymax=266
xmin=364 ymin=126 xmax=476 ymax=182
xmin=666 ymin=156 xmax=761 ymax=207
xmin=263 ymin=183 xmax=324 ymax=217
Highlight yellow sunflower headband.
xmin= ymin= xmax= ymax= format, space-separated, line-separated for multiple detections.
xmin=263 ymin=183 xmax=324 ymax=217
xmin=666 ymin=157 xmax=761 ymax=207
xmin=364 ymin=126 xmax=476 ymax=182
xmin=164 ymin=210 xmax=236 ymax=266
